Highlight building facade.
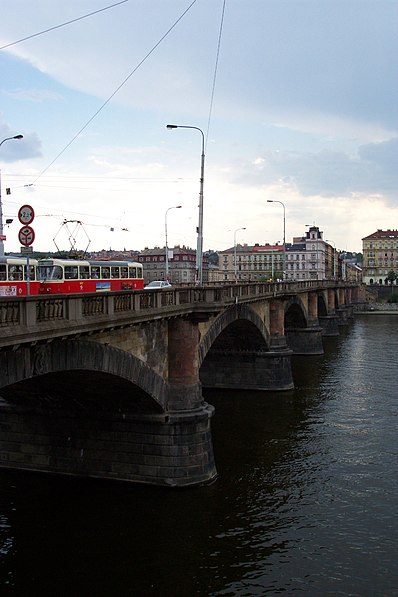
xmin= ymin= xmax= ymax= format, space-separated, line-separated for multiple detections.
xmin=285 ymin=226 xmax=330 ymax=280
xmin=362 ymin=229 xmax=398 ymax=285
xmin=219 ymin=243 xmax=284 ymax=282
xmin=138 ymin=246 xmax=208 ymax=285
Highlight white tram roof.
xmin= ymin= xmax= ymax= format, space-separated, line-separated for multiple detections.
xmin=0 ymin=255 xmax=39 ymax=265
xmin=37 ymin=258 xmax=141 ymax=267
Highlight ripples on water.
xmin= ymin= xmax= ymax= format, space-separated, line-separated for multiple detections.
xmin=1 ymin=315 xmax=398 ymax=596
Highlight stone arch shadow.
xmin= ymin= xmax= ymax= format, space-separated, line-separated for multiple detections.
xmin=198 ymin=303 xmax=270 ymax=366
xmin=0 ymin=339 xmax=167 ymax=413
xmin=284 ymin=296 xmax=308 ymax=328
xmin=318 ymin=291 xmax=328 ymax=316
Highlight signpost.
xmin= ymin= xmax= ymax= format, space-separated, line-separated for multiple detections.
xmin=18 ymin=205 xmax=35 ymax=295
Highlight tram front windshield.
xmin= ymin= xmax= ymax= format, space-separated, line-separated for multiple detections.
xmin=37 ymin=265 xmax=63 ymax=281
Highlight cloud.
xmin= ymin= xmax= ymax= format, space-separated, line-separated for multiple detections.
xmin=4 ymin=88 xmax=63 ymax=102
xmin=231 ymin=137 xmax=398 ymax=200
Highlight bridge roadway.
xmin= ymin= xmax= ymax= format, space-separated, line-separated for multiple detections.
xmin=0 ymin=280 xmax=359 ymax=487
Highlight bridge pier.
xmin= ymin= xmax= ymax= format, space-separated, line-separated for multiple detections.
xmin=285 ymin=325 xmax=324 ymax=355
xmin=199 ymin=346 xmax=293 ymax=391
xmin=336 ymin=305 xmax=353 ymax=325
xmin=318 ymin=315 xmax=340 ymax=336
xmin=0 ymin=400 xmax=216 ymax=487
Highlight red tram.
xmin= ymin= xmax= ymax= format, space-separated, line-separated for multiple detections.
xmin=37 ymin=258 xmax=144 ymax=293
xmin=0 ymin=257 xmax=144 ymax=295
xmin=0 ymin=256 xmax=40 ymax=296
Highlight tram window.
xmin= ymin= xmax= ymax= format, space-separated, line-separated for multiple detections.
xmin=137 ymin=266 xmax=143 ymax=278
xmin=79 ymin=266 xmax=90 ymax=279
xmin=65 ymin=266 xmax=78 ymax=279
xmin=101 ymin=267 xmax=110 ymax=279
xmin=111 ymin=266 xmax=120 ymax=279
xmin=9 ymin=265 xmax=23 ymax=281
xmin=129 ymin=267 xmax=136 ymax=278
xmin=91 ymin=266 xmax=100 ymax=279
xmin=120 ymin=266 xmax=128 ymax=278
xmin=23 ymin=265 xmax=36 ymax=281
xmin=0 ymin=265 xmax=6 ymax=280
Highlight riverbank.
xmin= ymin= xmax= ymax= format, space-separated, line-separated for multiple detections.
xmin=356 ymin=302 xmax=398 ymax=313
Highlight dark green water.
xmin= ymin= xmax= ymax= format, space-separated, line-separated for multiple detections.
xmin=1 ymin=314 xmax=397 ymax=596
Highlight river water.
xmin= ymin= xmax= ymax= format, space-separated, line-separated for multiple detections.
xmin=0 ymin=314 xmax=397 ymax=596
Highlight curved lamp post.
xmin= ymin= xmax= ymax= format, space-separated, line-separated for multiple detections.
xmin=267 ymin=199 xmax=286 ymax=280
xmin=166 ymin=124 xmax=205 ymax=285
xmin=234 ymin=227 xmax=246 ymax=283
xmin=165 ymin=205 xmax=182 ymax=281
xmin=0 ymin=134 xmax=24 ymax=256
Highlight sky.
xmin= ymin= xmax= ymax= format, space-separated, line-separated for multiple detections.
xmin=0 ymin=0 xmax=397 ymax=255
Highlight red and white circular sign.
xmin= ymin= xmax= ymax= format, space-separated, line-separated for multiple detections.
xmin=18 ymin=225 xmax=35 ymax=247
xmin=18 ymin=204 xmax=35 ymax=225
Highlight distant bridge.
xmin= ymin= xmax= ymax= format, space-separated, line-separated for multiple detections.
xmin=0 ymin=281 xmax=358 ymax=487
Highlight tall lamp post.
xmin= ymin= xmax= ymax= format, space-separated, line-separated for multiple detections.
xmin=0 ymin=134 xmax=24 ymax=256
xmin=234 ymin=227 xmax=246 ymax=283
xmin=267 ymin=200 xmax=286 ymax=280
xmin=166 ymin=124 xmax=205 ymax=286
xmin=165 ymin=205 xmax=182 ymax=281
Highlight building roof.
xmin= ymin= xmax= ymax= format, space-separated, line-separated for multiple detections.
xmin=362 ymin=229 xmax=398 ymax=240
xmin=220 ymin=243 xmax=284 ymax=254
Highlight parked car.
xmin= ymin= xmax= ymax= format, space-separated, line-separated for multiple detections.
xmin=144 ymin=280 xmax=172 ymax=290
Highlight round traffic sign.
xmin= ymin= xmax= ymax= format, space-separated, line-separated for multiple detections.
xmin=18 ymin=204 xmax=35 ymax=225
xmin=18 ymin=225 xmax=35 ymax=247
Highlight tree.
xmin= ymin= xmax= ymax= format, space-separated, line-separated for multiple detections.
xmin=387 ymin=270 xmax=397 ymax=294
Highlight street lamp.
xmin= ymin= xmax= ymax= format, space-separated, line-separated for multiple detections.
xmin=165 ymin=205 xmax=182 ymax=281
xmin=234 ymin=227 xmax=246 ymax=283
xmin=267 ymin=200 xmax=286 ymax=280
xmin=166 ymin=124 xmax=205 ymax=285
xmin=0 ymin=134 xmax=24 ymax=256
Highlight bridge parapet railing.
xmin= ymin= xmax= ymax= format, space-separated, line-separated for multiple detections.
xmin=0 ymin=300 xmax=20 ymax=326
xmin=82 ymin=295 xmax=106 ymax=317
xmin=36 ymin=298 xmax=64 ymax=321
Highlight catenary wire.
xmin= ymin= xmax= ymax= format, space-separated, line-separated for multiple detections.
xmin=29 ymin=0 xmax=199 ymax=186
xmin=205 ymin=0 xmax=226 ymax=152
xmin=0 ymin=1 xmax=129 ymax=50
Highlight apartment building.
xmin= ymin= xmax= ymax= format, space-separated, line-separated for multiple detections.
xmin=362 ymin=229 xmax=398 ymax=285
xmin=137 ymin=245 xmax=208 ymax=285
xmin=285 ymin=226 xmax=331 ymax=280
xmin=219 ymin=243 xmax=284 ymax=282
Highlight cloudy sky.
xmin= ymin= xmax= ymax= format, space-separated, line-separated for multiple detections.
xmin=0 ymin=0 xmax=397 ymax=254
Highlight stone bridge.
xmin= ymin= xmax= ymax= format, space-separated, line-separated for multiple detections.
xmin=0 ymin=281 xmax=358 ymax=487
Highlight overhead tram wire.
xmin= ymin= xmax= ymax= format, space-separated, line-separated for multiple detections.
xmin=28 ymin=0 xmax=200 ymax=187
xmin=205 ymin=0 xmax=227 ymax=151
xmin=0 ymin=1 xmax=130 ymax=51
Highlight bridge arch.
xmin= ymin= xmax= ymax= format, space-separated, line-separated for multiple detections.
xmin=0 ymin=340 xmax=167 ymax=412
xmin=318 ymin=291 xmax=328 ymax=316
xmin=198 ymin=304 xmax=270 ymax=366
xmin=284 ymin=297 xmax=308 ymax=328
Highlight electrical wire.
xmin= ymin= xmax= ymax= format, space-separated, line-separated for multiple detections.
xmin=29 ymin=0 xmax=199 ymax=186
xmin=0 ymin=1 xmax=129 ymax=50
xmin=205 ymin=0 xmax=226 ymax=152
